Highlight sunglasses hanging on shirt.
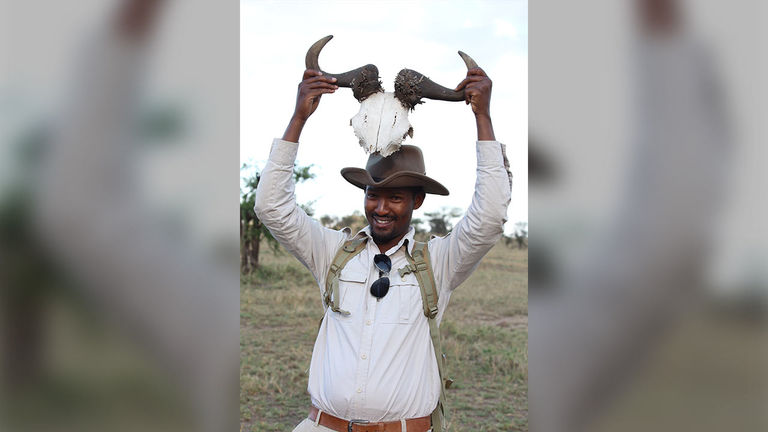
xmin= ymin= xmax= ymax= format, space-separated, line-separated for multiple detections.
xmin=371 ymin=254 xmax=391 ymax=300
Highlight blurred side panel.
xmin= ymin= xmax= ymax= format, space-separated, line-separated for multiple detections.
xmin=1 ymin=1 xmax=239 ymax=431
xmin=529 ymin=0 xmax=766 ymax=431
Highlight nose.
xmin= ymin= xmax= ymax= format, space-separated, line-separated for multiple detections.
xmin=375 ymin=199 xmax=389 ymax=215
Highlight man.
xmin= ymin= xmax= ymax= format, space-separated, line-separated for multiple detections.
xmin=254 ymin=66 xmax=512 ymax=431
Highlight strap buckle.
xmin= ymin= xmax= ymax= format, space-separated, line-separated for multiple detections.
xmin=397 ymin=264 xmax=416 ymax=278
xmin=348 ymin=419 xmax=369 ymax=432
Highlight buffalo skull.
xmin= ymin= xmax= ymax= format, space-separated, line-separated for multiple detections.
xmin=305 ymin=35 xmax=479 ymax=157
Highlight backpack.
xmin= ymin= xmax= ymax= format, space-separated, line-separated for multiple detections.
xmin=324 ymin=237 xmax=452 ymax=431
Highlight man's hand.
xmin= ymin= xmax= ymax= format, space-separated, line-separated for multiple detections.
xmin=455 ymin=68 xmax=495 ymax=141
xmin=283 ymin=70 xmax=338 ymax=143
xmin=294 ymin=70 xmax=338 ymax=121
xmin=455 ymin=68 xmax=492 ymax=117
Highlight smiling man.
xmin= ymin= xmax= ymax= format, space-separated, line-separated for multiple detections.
xmin=364 ymin=185 xmax=425 ymax=252
xmin=254 ymin=63 xmax=512 ymax=432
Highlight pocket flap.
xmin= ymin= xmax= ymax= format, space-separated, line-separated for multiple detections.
xmin=339 ymin=269 xmax=367 ymax=283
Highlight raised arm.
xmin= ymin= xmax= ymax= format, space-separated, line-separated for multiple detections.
xmin=255 ymin=70 xmax=345 ymax=288
xmin=282 ymin=69 xmax=338 ymax=143
xmin=455 ymin=67 xmax=496 ymax=141
xmin=431 ymin=68 xmax=512 ymax=292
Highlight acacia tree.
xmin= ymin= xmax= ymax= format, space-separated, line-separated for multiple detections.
xmin=424 ymin=207 xmax=463 ymax=236
xmin=240 ymin=163 xmax=314 ymax=272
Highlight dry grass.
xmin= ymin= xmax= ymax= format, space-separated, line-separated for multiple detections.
xmin=240 ymin=242 xmax=528 ymax=431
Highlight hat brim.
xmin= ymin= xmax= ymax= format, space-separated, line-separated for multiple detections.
xmin=340 ymin=168 xmax=449 ymax=196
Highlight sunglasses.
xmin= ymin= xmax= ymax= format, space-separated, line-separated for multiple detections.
xmin=370 ymin=254 xmax=391 ymax=300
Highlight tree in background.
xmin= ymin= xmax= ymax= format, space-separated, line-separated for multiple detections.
xmin=424 ymin=207 xmax=463 ymax=236
xmin=240 ymin=163 xmax=314 ymax=273
xmin=514 ymin=221 xmax=528 ymax=249
xmin=410 ymin=217 xmax=428 ymax=241
xmin=318 ymin=211 xmax=367 ymax=234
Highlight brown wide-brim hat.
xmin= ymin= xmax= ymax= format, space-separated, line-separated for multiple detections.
xmin=341 ymin=145 xmax=449 ymax=196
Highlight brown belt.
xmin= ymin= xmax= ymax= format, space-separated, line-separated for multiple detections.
xmin=308 ymin=406 xmax=432 ymax=432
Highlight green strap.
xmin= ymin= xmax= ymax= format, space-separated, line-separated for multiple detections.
xmin=324 ymin=237 xmax=451 ymax=430
xmin=324 ymin=236 xmax=367 ymax=316
xmin=404 ymin=241 xmax=450 ymax=432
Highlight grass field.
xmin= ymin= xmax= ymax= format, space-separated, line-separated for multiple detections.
xmin=240 ymin=242 xmax=528 ymax=431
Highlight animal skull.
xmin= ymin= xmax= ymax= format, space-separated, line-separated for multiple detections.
xmin=350 ymin=92 xmax=412 ymax=157
xmin=305 ymin=35 xmax=479 ymax=156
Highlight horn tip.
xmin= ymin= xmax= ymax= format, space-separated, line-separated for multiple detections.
xmin=458 ymin=50 xmax=479 ymax=69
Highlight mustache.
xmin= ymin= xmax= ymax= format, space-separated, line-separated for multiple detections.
xmin=371 ymin=213 xmax=397 ymax=221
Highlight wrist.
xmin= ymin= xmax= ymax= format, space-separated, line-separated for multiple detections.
xmin=475 ymin=114 xmax=495 ymax=141
xmin=283 ymin=116 xmax=307 ymax=143
xmin=474 ymin=112 xmax=492 ymax=122
xmin=289 ymin=114 xmax=308 ymax=126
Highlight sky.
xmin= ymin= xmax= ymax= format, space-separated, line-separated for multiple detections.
xmin=240 ymin=0 xmax=528 ymax=232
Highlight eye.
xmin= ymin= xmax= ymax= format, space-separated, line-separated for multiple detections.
xmin=391 ymin=195 xmax=403 ymax=202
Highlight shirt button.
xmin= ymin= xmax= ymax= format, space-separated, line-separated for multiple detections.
xmin=366 ymin=320 xmax=372 ymax=325
xmin=361 ymin=354 xmax=367 ymax=359
xmin=356 ymin=388 xmax=362 ymax=393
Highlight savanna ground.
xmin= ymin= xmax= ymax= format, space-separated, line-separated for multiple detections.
xmin=240 ymin=242 xmax=528 ymax=431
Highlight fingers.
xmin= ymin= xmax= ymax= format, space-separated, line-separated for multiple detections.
xmin=302 ymin=75 xmax=337 ymax=86
xmin=302 ymin=69 xmax=337 ymax=84
xmin=298 ymin=72 xmax=338 ymax=100
xmin=454 ymin=75 xmax=486 ymax=91
xmin=454 ymin=77 xmax=470 ymax=91
xmin=305 ymin=81 xmax=338 ymax=91
xmin=463 ymin=78 xmax=491 ymax=106
xmin=454 ymin=67 xmax=488 ymax=90
xmin=467 ymin=67 xmax=487 ymax=77
xmin=301 ymin=79 xmax=338 ymax=101
xmin=302 ymin=69 xmax=323 ymax=80
xmin=304 ymin=88 xmax=336 ymax=99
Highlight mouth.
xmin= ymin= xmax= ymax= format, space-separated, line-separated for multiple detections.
xmin=372 ymin=216 xmax=395 ymax=230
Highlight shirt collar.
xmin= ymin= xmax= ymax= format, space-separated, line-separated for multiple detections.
xmin=357 ymin=225 xmax=416 ymax=256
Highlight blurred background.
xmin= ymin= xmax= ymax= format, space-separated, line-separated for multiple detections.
xmin=1 ymin=1 xmax=239 ymax=431
xmin=529 ymin=0 xmax=766 ymax=431
xmin=2 ymin=0 xmax=767 ymax=431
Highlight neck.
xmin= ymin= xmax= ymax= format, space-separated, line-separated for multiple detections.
xmin=374 ymin=238 xmax=401 ymax=254
xmin=371 ymin=232 xmax=408 ymax=254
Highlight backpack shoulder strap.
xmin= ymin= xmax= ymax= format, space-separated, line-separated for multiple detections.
xmin=324 ymin=236 xmax=367 ymax=316
xmin=402 ymin=240 xmax=451 ymax=432
xmin=405 ymin=241 xmax=439 ymax=319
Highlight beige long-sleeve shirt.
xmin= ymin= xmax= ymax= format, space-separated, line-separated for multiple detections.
xmin=254 ymin=138 xmax=512 ymax=422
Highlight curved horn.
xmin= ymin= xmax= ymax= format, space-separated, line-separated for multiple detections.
xmin=458 ymin=50 xmax=479 ymax=69
xmin=305 ymin=35 xmax=383 ymax=101
xmin=394 ymin=51 xmax=480 ymax=109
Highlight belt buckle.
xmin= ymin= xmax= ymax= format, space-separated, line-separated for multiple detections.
xmin=347 ymin=419 xmax=369 ymax=432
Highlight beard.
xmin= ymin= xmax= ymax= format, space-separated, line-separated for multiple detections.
xmin=370 ymin=228 xmax=397 ymax=246
xmin=368 ymin=212 xmax=410 ymax=247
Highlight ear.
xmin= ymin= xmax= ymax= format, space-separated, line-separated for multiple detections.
xmin=412 ymin=192 xmax=425 ymax=210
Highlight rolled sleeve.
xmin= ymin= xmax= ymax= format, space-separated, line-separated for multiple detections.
xmin=267 ymin=139 xmax=300 ymax=167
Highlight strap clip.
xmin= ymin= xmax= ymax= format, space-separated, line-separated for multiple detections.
xmin=397 ymin=264 xmax=417 ymax=278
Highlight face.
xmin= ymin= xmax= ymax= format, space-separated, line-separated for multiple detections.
xmin=364 ymin=186 xmax=425 ymax=250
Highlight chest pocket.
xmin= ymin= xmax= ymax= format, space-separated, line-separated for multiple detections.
xmin=378 ymin=274 xmax=423 ymax=324
xmin=333 ymin=268 xmax=367 ymax=321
